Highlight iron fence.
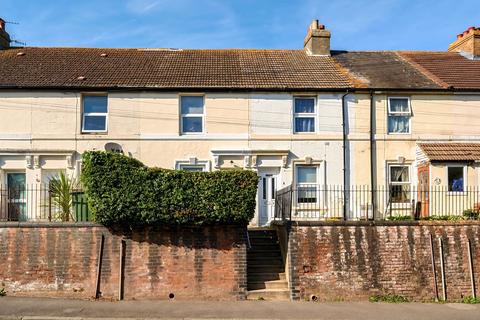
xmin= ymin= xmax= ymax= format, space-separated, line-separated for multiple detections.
xmin=274 ymin=184 xmax=480 ymax=221
xmin=0 ymin=184 xmax=91 ymax=222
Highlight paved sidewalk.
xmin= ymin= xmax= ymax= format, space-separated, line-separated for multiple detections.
xmin=0 ymin=297 xmax=479 ymax=320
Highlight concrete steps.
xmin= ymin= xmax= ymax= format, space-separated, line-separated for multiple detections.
xmin=247 ymin=229 xmax=289 ymax=301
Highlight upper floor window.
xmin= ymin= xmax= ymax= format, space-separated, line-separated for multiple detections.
xmin=82 ymin=95 xmax=108 ymax=133
xmin=181 ymin=96 xmax=204 ymax=134
xmin=294 ymin=97 xmax=316 ymax=133
xmin=387 ymin=97 xmax=411 ymax=134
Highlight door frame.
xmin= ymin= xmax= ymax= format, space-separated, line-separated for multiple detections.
xmin=257 ymin=167 xmax=281 ymax=226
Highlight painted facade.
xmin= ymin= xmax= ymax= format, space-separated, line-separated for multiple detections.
xmin=1 ymin=20 xmax=480 ymax=223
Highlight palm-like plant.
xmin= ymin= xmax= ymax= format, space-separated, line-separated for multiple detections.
xmin=49 ymin=172 xmax=78 ymax=222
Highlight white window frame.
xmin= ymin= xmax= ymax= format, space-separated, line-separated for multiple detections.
xmin=446 ymin=164 xmax=467 ymax=194
xmin=81 ymin=94 xmax=108 ymax=133
xmin=180 ymin=95 xmax=205 ymax=135
xmin=387 ymin=164 xmax=412 ymax=203
xmin=387 ymin=97 xmax=412 ymax=135
xmin=295 ymin=164 xmax=320 ymax=205
xmin=175 ymin=159 xmax=210 ymax=172
xmin=293 ymin=96 xmax=317 ymax=134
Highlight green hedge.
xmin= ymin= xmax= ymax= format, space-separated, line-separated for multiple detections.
xmin=81 ymin=151 xmax=259 ymax=226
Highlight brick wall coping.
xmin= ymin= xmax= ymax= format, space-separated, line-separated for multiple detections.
xmin=0 ymin=222 xmax=248 ymax=229
xmin=272 ymin=220 xmax=480 ymax=227
xmin=0 ymin=222 xmax=103 ymax=228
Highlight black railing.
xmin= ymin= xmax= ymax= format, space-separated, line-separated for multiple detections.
xmin=274 ymin=184 xmax=480 ymax=221
xmin=0 ymin=184 xmax=91 ymax=222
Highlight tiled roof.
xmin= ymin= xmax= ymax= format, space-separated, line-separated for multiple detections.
xmin=1 ymin=47 xmax=480 ymax=91
xmin=418 ymin=143 xmax=480 ymax=161
xmin=331 ymin=51 xmax=443 ymax=89
xmin=0 ymin=47 xmax=351 ymax=90
xmin=400 ymin=52 xmax=480 ymax=90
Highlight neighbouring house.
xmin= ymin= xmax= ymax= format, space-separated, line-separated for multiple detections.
xmin=1 ymin=19 xmax=480 ymax=224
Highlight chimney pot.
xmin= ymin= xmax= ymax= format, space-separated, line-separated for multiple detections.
xmin=304 ymin=19 xmax=331 ymax=56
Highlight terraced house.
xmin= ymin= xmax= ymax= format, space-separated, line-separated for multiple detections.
xmin=1 ymin=19 xmax=480 ymax=224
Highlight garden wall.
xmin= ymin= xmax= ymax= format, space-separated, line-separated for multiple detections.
xmin=283 ymin=221 xmax=480 ymax=302
xmin=0 ymin=223 xmax=247 ymax=300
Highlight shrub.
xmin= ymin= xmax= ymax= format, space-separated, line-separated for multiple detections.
xmin=81 ymin=151 xmax=259 ymax=226
xmin=463 ymin=208 xmax=480 ymax=220
xmin=421 ymin=215 xmax=465 ymax=221
xmin=461 ymin=296 xmax=480 ymax=304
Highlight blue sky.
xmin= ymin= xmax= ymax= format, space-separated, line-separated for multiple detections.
xmin=2 ymin=0 xmax=479 ymax=50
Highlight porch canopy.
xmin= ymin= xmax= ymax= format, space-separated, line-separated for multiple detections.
xmin=418 ymin=143 xmax=480 ymax=162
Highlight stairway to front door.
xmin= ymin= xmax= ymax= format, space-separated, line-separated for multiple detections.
xmin=246 ymin=229 xmax=290 ymax=300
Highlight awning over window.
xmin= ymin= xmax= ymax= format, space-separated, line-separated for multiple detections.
xmin=418 ymin=143 xmax=480 ymax=161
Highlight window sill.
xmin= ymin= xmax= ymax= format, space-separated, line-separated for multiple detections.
xmin=81 ymin=131 xmax=108 ymax=135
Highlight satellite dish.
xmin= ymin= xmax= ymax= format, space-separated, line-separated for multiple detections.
xmin=104 ymin=142 xmax=123 ymax=154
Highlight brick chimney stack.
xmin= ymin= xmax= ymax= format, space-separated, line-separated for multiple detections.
xmin=448 ymin=26 xmax=480 ymax=59
xmin=0 ymin=18 xmax=11 ymax=49
xmin=304 ymin=20 xmax=331 ymax=56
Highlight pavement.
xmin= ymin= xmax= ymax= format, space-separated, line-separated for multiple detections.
xmin=0 ymin=297 xmax=479 ymax=320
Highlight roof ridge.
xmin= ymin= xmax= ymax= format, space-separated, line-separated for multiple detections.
xmin=7 ymin=46 xmax=307 ymax=52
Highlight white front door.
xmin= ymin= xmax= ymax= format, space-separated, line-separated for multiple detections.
xmin=258 ymin=169 xmax=279 ymax=226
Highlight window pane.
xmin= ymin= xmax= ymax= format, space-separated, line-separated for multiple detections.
xmin=390 ymin=166 xmax=409 ymax=183
xmin=83 ymin=115 xmax=107 ymax=131
xmin=180 ymin=165 xmax=204 ymax=172
xmin=7 ymin=173 xmax=26 ymax=199
xmin=295 ymin=117 xmax=315 ymax=133
xmin=388 ymin=116 xmax=410 ymax=133
xmin=294 ymin=98 xmax=315 ymax=113
xmin=182 ymin=117 xmax=203 ymax=133
xmin=83 ymin=96 xmax=108 ymax=113
xmin=389 ymin=98 xmax=409 ymax=113
xmin=181 ymin=96 xmax=204 ymax=114
xmin=389 ymin=185 xmax=411 ymax=202
xmin=448 ymin=167 xmax=464 ymax=192
xmin=297 ymin=167 xmax=317 ymax=184
xmin=298 ymin=186 xmax=317 ymax=203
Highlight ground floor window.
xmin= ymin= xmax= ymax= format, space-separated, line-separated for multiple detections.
xmin=178 ymin=164 xmax=206 ymax=172
xmin=447 ymin=165 xmax=465 ymax=192
xmin=388 ymin=164 xmax=410 ymax=202
xmin=175 ymin=159 xmax=210 ymax=172
xmin=296 ymin=165 xmax=318 ymax=203
xmin=4 ymin=172 xmax=27 ymax=221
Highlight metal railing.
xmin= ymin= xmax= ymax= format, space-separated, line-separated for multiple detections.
xmin=274 ymin=184 xmax=480 ymax=221
xmin=0 ymin=184 xmax=91 ymax=222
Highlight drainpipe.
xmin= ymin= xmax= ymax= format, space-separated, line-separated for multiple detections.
xmin=341 ymin=91 xmax=351 ymax=221
xmin=370 ymin=91 xmax=377 ymax=220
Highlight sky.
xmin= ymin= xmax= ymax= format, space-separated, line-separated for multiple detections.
xmin=1 ymin=0 xmax=480 ymax=51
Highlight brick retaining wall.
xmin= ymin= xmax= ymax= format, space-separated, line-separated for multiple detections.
xmin=0 ymin=223 xmax=247 ymax=300
xmin=284 ymin=221 xmax=480 ymax=302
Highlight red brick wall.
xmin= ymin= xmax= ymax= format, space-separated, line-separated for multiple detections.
xmin=0 ymin=223 xmax=247 ymax=300
xmin=287 ymin=222 xmax=480 ymax=302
